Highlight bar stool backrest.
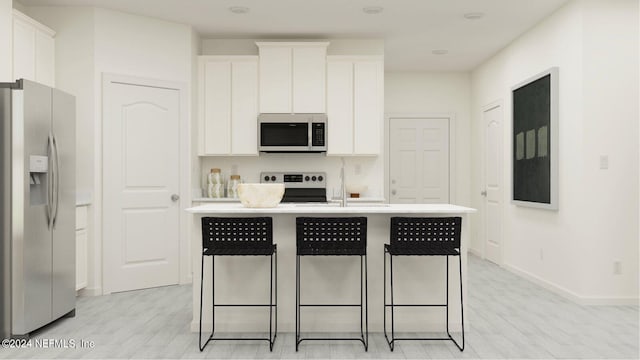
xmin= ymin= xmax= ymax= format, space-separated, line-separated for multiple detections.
xmin=390 ymin=217 xmax=461 ymax=253
xmin=296 ymin=217 xmax=367 ymax=255
xmin=201 ymin=217 xmax=273 ymax=255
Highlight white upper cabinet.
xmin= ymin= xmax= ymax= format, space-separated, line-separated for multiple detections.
xmin=326 ymin=56 xmax=384 ymax=156
xmin=12 ymin=10 xmax=55 ymax=87
xmin=327 ymin=60 xmax=354 ymax=155
xmin=258 ymin=46 xmax=291 ymax=113
xmin=199 ymin=56 xmax=259 ymax=156
xmin=292 ymin=46 xmax=326 ymax=113
xmin=257 ymin=42 xmax=328 ymax=113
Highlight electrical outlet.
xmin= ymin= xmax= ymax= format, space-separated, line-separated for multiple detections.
xmin=614 ymin=260 xmax=622 ymax=275
xmin=539 ymin=249 xmax=544 ymax=260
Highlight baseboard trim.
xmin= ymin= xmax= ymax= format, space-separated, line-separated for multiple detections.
xmin=504 ymin=263 xmax=639 ymax=306
xmin=77 ymin=287 xmax=102 ymax=297
xmin=468 ymin=248 xmax=483 ymax=258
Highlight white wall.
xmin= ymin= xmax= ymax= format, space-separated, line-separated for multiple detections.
xmin=28 ymin=6 xmax=95 ymax=197
xmin=470 ymin=0 xmax=638 ymax=303
xmin=27 ymin=5 xmax=98 ymax=295
xmin=199 ymin=155 xmax=383 ymax=200
xmin=579 ymin=0 xmax=638 ymax=299
xmin=385 ymin=72 xmax=472 ymax=206
xmin=29 ymin=6 xmax=196 ymax=295
xmin=0 ymin=0 xmax=12 ymax=81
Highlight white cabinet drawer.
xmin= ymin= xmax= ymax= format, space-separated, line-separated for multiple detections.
xmin=75 ymin=206 xmax=88 ymax=230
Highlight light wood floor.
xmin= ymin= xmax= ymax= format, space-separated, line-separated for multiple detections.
xmin=1 ymin=255 xmax=637 ymax=359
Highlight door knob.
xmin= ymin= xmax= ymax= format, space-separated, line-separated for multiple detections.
xmin=391 ymin=190 xmax=397 ymax=195
xmin=171 ymin=194 xmax=180 ymax=202
xmin=480 ymin=190 xmax=487 ymax=197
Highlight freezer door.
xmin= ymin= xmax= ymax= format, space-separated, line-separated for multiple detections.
xmin=1 ymin=88 xmax=12 ymax=339
xmin=12 ymin=80 xmax=53 ymax=335
xmin=51 ymin=88 xmax=76 ymax=320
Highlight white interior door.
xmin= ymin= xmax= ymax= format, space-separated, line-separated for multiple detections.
xmin=389 ymin=118 xmax=449 ymax=203
xmin=483 ymin=104 xmax=503 ymax=265
xmin=103 ymin=77 xmax=180 ymax=293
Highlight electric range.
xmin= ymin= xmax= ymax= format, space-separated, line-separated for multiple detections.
xmin=260 ymin=171 xmax=327 ymax=203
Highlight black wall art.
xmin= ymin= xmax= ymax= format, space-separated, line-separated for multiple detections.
xmin=512 ymin=67 xmax=558 ymax=210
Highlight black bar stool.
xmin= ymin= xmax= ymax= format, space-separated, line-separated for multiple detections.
xmin=384 ymin=217 xmax=464 ymax=351
xmin=199 ymin=217 xmax=277 ymax=351
xmin=295 ymin=217 xmax=368 ymax=351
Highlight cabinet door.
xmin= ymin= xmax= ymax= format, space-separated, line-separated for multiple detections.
xmin=35 ymin=30 xmax=54 ymax=87
xmin=75 ymin=229 xmax=88 ymax=291
xmin=203 ymin=61 xmax=231 ymax=154
xmin=231 ymin=61 xmax=258 ymax=155
xmin=354 ymin=61 xmax=383 ymax=155
xmin=259 ymin=46 xmax=291 ymax=113
xmin=292 ymin=46 xmax=326 ymax=113
xmin=326 ymin=61 xmax=353 ymax=155
xmin=13 ymin=18 xmax=35 ymax=82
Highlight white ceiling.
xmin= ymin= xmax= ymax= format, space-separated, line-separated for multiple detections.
xmin=19 ymin=0 xmax=570 ymax=71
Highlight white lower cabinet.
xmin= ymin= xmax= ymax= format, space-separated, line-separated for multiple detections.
xmin=326 ymin=56 xmax=384 ymax=156
xmin=75 ymin=206 xmax=88 ymax=291
xmin=199 ymin=56 xmax=258 ymax=156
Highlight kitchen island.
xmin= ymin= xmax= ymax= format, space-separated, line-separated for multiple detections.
xmin=186 ymin=203 xmax=476 ymax=333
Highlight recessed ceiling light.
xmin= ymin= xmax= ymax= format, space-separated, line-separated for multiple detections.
xmin=432 ymin=49 xmax=448 ymax=55
xmin=362 ymin=6 xmax=384 ymax=14
xmin=229 ymin=6 xmax=250 ymax=14
xmin=463 ymin=12 xmax=485 ymax=20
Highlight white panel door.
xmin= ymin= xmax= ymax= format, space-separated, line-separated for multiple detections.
xmin=231 ymin=60 xmax=258 ymax=155
xmin=354 ymin=61 xmax=382 ymax=155
xmin=326 ymin=60 xmax=353 ymax=155
xmin=484 ymin=104 xmax=503 ymax=265
xmin=103 ymin=78 xmax=180 ymax=294
xmin=12 ymin=18 xmax=35 ymax=82
xmin=259 ymin=46 xmax=291 ymax=113
xmin=35 ymin=30 xmax=54 ymax=87
xmin=292 ymin=46 xmax=326 ymax=113
xmin=390 ymin=118 xmax=449 ymax=204
xmin=204 ymin=61 xmax=231 ymax=155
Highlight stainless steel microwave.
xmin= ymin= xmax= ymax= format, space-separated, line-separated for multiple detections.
xmin=258 ymin=113 xmax=327 ymax=153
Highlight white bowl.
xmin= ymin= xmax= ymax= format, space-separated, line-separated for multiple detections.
xmin=346 ymin=184 xmax=368 ymax=195
xmin=237 ymin=183 xmax=285 ymax=208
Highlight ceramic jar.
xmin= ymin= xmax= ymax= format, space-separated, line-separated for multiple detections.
xmin=227 ymin=175 xmax=241 ymax=199
xmin=207 ymin=168 xmax=224 ymax=198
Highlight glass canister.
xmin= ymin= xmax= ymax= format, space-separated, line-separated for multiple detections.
xmin=207 ymin=168 xmax=224 ymax=198
xmin=227 ymin=175 xmax=241 ymax=199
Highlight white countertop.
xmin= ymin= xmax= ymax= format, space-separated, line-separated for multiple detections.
xmin=76 ymin=191 xmax=92 ymax=206
xmin=186 ymin=203 xmax=476 ymax=214
xmin=192 ymin=197 xmax=387 ymax=203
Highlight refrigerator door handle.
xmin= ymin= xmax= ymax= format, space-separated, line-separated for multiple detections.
xmin=46 ymin=133 xmax=54 ymax=228
xmin=52 ymin=134 xmax=60 ymax=228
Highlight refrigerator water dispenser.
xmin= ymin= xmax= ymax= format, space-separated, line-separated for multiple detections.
xmin=29 ymin=155 xmax=48 ymax=206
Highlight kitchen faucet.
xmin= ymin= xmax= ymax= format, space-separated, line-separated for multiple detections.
xmin=340 ymin=157 xmax=347 ymax=207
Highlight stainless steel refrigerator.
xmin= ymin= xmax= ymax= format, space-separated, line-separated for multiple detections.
xmin=1 ymin=79 xmax=76 ymax=339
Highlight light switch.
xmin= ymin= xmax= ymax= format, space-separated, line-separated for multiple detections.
xmin=599 ymin=155 xmax=609 ymax=170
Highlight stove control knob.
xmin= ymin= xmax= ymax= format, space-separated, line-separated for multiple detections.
xmin=271 ymin=176 xmax=276 ymax=182
xmin=264 ymin=176 xmax=270 ymax=182
xmin=318 ymin=176 xmax=323 ymax=182
xmin=311 ymin=176 xmax=317 ymax=181
xmin=305 ymin=176 xmax=310 ymax=181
